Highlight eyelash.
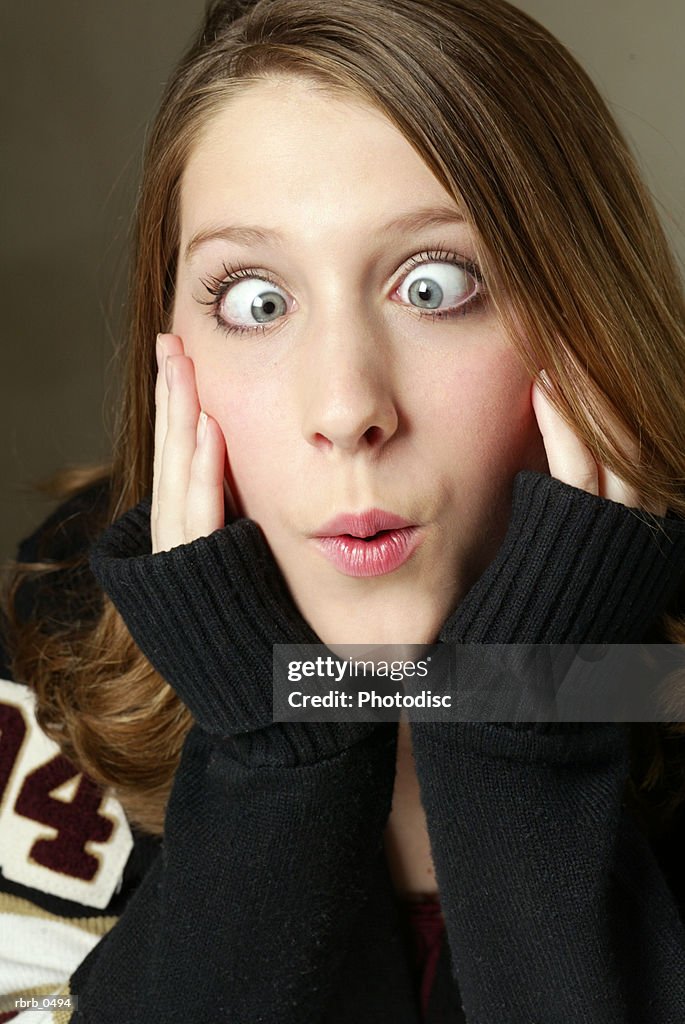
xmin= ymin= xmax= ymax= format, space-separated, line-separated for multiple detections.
xmin=197 ymin=245 xmax=487 ymax=337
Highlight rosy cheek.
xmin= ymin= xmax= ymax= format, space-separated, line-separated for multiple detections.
xmin=484 ymin=376 xmax=545 ymax=471
xmin=448 ymin=353 xmax=538 ymax=467
xmin=206 ymin=387 xmax=270 ymax=479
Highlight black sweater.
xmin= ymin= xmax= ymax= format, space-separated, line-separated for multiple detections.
xmin=11 ymin=470 xmax=685 ymax=1022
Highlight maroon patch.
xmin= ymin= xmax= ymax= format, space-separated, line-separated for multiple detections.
xmin=0 ymin=703 xmax=27 ymax=806
xmin=15 ymin=754 xmax=113 ymax=880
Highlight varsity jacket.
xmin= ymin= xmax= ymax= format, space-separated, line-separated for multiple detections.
xmin=2 ymin=470 xmax=685 ymax=1023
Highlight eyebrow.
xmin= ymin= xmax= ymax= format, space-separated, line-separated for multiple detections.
xmin=183 ymin=205 xmax=466 ymax=262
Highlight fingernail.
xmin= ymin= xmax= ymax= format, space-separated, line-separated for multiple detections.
xmin=197 ymin=410 xmax=208 ymax=444
xmin=165 ymin=357 xmax=174 ymax=389
xmin=156 ymin=334 xmax=164 ymax=369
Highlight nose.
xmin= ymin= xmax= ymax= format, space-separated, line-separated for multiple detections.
xmin=299 ymin=309 xmax=400 ymax=455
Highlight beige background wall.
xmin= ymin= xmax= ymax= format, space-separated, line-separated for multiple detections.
xmin=2 ymin=1 xmax=683 ymax=560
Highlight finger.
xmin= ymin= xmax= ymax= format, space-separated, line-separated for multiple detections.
xmin=156 ymin=353 xmax=201 ymax=551
xmin=152 ymin=333 xmax=185 ymax=547
xmin=531 ymin=375 xmax=599 ymax=495
xmin=597 ymin=463 xmax=641 ymax=509
xmin=185 ymin=413 xmax=227 ymax=541
xmin=585 ymin=394 xmax=643 ymax=509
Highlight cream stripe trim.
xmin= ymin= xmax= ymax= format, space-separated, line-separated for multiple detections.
xmin=0 ymin=891 xmax=118 ymax=937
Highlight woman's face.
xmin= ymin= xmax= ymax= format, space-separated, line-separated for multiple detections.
xmin=172 ymin=76 xmax=548 ymax=646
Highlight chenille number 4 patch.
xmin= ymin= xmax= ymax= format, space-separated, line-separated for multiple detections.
xmin=0 ymin=678 xmax=132 ymax=909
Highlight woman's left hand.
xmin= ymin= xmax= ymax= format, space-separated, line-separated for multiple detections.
xmin=531 ymin=371 xmax=666 ymax=516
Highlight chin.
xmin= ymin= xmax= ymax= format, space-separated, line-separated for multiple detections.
xmin=307 ymin=602 xmax=446 ymax=650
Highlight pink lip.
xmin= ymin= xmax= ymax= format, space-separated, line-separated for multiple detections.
xmin=313 ymin=508 xmax=415 ymax=539
xmin=313 ymin=528 xmax=423 ymax=577
xmin=311 ymin=508 xmax=423 ymax=577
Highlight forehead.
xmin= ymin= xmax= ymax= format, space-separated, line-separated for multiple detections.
xmin=179 ymin=77 xmax=461 ymax=249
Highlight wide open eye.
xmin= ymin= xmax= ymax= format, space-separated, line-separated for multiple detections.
xmin=397 ymin=261 xmax=479 ymax=313
xmin=219 ymin=276 xmax=289 ymax=328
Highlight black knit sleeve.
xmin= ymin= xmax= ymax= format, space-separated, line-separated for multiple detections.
xmin=87 ymin=499 xmax=380 ymax=764
xmin=409 ymin=470 xmax=685 ymax=1023
xmin=61 ymin=502 xmax=398 ymax=1023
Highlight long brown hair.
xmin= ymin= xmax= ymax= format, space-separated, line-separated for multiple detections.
xmin=4 ymin=0 xmax=685 ymax=835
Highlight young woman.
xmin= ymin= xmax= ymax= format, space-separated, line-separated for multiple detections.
xmin=3 ymin=0 xmax=685 ymax=1021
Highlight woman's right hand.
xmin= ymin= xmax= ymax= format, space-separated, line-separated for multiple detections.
xmin=152 ymin=332 xmax=238 ymax=554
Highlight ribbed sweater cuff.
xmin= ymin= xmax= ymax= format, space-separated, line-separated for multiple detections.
xmin=439 ymin=470 xmax=685 ymax=645
xmin=88 ymin=500 xmax=376 ymax=764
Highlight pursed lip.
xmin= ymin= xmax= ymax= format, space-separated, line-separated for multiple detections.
xmin=312 ymin=508 xmax=416 ymax=538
